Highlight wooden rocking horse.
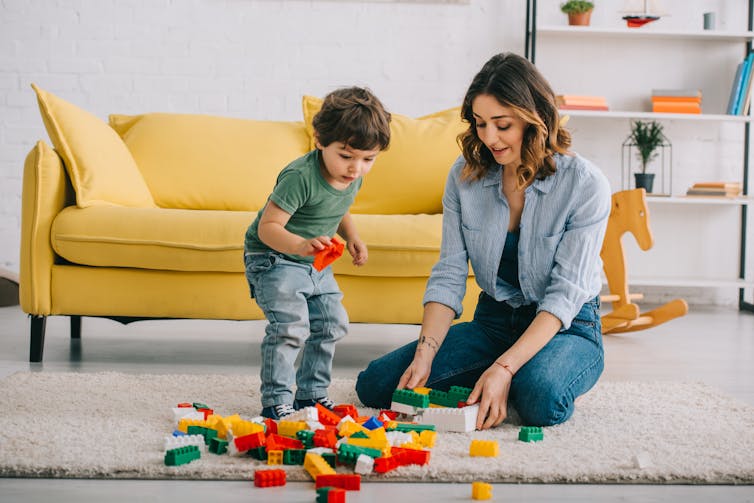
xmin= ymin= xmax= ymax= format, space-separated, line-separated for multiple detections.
xmin=599 ymin=189 xmax=688 ymax=334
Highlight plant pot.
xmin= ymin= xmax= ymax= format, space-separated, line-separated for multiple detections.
xmin=634 ymin=173 xmax=655 ymax=193
xmin=567 ymin=10 xmax=592 ymax=26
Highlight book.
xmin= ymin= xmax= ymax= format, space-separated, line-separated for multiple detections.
xmin=651 ymin=95 xmax=702 ymax=104
xmin=651 ymin=89 xmax=702 ymax=98
xmin=686 ymin=181 xmax=743 ymax=197
xmin=652 ymin=101 xmax=701 ymax=114
xmin=733 ymin=53 xmax=754 ymax=115
xmin=739 ymin=59 xmax=754 ymax=115
xmin=686 ymin=188 xmax=740 ymax=197
xmin=558 ymin=104 xmax=610 ymax=111
xmin=692 ymin=181 xmax=742 ymax=190
xmin=556 ymin=95 xmax=608 ymax=107
xmin=727 ymin=62 xmax=745 ymax=115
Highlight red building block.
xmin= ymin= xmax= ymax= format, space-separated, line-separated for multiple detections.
xmin=313 ymin=237 xmax=344 ymax=271
xmin=254 ymin=468 xmax=286 ymax=487
xmin=234 ymin=431 xmax=266 ymax=452
xmin=313 ymin=428 xmax=338 ymax=449
xmin=265 ymin=433 xmax=304 ymax=451
xmin=316 ymin=403 xmax=343 ymax=426
xmin=390 ymin=446 xmax=430 ymax=465
xmin=315 ymin=473 xmax=361 ymax=491
xmin=263 ymin=418 xmax=277 ymax=435
xmin=332 ymin=404 xmax=358 ymax=419
xmin=316 ymin=487 xmax=346 ymax=503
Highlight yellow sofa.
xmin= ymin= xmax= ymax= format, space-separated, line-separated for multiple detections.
xmin=20 ymin=86 xmax=482 ymax=362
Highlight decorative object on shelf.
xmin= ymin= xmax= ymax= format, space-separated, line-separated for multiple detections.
xmin=621 ymin=0 xmax=664 ymax=28
xmin=622 ymin=120 xmax=671 ymax=195
xmin=686 ymin=181 xmax=743 ymax=198
xmin=556 ymin=94 xmax=609 ymax=111
xmin=600 ymin=189 xmax=688 ymax=334
xmin=703 ymin=11 xmax=716 ymax=30
xmin=560 ymin=1 xmax=594 ymax=26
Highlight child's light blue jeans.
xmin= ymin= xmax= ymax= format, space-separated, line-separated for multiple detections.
xmin=245 ymin=252 xmax=348 ymax=408
xmin=356 ymin=292 xmax=604 ymax=426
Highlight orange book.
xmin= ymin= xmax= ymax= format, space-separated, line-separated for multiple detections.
xmin=559 ymin=104 xmax=609 ymax=111
xmin=651 ymin=95 xmax=702 ymax=104
xmin=652 ymin=102 xmax=701 ymax=114
xmin=556 ymin=95 xmax=608 ymax=107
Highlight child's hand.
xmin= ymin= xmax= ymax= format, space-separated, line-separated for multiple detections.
xmin=296 ymin=236 xmax=331 ymax=256
xmin=347 ymin=238 xmax=368 ymax=266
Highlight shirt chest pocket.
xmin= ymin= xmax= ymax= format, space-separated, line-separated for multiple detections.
xmin=531 ymin=233 xmax=560 ymax=271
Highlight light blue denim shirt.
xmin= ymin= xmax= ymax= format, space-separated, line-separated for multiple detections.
xmin=423 ymin=153 xmax=611 ymax=330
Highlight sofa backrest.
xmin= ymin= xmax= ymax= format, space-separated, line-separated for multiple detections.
xmin=110 ymin=113 xmax=310 ymax=211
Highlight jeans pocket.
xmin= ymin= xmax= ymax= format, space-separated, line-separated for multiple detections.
xmin=245 ymin=253 xmax=278 ymax=298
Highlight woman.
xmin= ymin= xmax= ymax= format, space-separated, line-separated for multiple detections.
xmin=355 ymin=53 xmax=611 ymax=430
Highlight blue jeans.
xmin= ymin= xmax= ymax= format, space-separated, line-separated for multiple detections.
xmin=356 ymin=292 xmax=604 ymax=426
xmin=245 ymin=252 xmax=348 ymax=407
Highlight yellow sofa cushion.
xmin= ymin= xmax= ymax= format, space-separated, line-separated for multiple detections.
xmin=50 ymin=207 xmax=446 ymax=278
xmin=302 ymin=95 xmax=465 ymax=215
xmin=30 ymin=84 xmax=156 ymax=208
xmin=109 ymin=113 xmax=310 ymax=211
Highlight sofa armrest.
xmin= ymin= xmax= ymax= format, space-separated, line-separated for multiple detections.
xmin=20 ymin=141 xmax=72 ymax=315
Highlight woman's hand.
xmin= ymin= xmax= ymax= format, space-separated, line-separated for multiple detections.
xmin=347 ymin=238 xmax=368 ymax=266
xmin=396 ymin=346 xmax=435 ymax=390
xmin=466 ymin=364 xmax=513 ymax=430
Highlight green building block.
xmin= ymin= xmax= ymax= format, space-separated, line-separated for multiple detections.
xmin=164 ymin=445 xmax=201 ymax=466
xmin=283 ymin=448 xmax=307 ymax=465
xmin=447 ymin=386 xmax=472 ymax=405
xmin=391 ymin=389 xmax=430 ymax=408
xmin=350 ymin=430 xmax=369 ymax=439
xmin=247 ymin=446 xmax=267 ymax=460
xmin=338 ymin=443 xmax=382 ymax=464
xmin=321 ymin=451 xmax=337 ymax=468
xmin=391 ymin=422 xmax=436 ymax=433
xmin=192 ymin=402 xmax=209 ymax=410
xmin=427 ymin=389 xmax=456 ymax=408
xmin=208 ymin=437 xmax=228 ymax=454
xmin=518 ymin=426 xmax=544 ymax=442
xmin=296 ymin=429 xmax=314 ymax=449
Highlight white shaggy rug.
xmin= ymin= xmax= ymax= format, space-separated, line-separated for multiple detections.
xmin=0 ymin=371 xmax=752 ymax=483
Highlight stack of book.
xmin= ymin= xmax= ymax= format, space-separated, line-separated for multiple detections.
xmin=651 ymin=89 xmax=702 ymax=114
xmin=727 ymin=53 xmax=754 ymax=116
xmin=556 ymin=95 xmax=609 ymax=111
xmin=686 ymin=181 xmax=743 ymax=198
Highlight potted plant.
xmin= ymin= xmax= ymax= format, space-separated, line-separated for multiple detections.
xmin=561 ymin=1 xmax=594 ymax=26
xmin=629 ymin=120 xmax=665 ymax=193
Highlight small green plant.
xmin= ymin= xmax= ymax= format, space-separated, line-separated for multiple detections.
xmin=630 ymin=120 xmax=665 ymax=173
xmin=560 ymin=1 xmax=594 ymax=14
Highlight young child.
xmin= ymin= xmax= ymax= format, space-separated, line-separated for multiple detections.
xmin=244 ymin=87 xmax=391 ymax=420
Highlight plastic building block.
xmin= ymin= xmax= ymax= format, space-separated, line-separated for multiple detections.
xmin=390 ymin=446 xmax=430 ymax=465
xmin=390 ymin=422 xmax=436 ymax=433
xmin=247 ymin=446 xmax=267 ymax=460
xmin=333 ymin=404 xmax=358 ymax=419
xmin=361 ymin=416 xmax=384 ymax=430
xmin=277 ymin=420 xmax=308 ymax=438
xmin=313 ymin=237 xmax=344 ymax=271
xmin=230 ymin=419 xmax=265 ymax=438
xmin=412 ymin=386 xmax=431 ymax=395
xmin=354 ymin=453 xmax=374 ymax=475
xmin=417 ymin=404 xmax=479 ymax=432
xmin=232 ymin=431 xmax=266 ymax=454
xmin=265 ymin=433 xmax=304 ymax=451
xmin=338 ymin=421 xmax=369 ymax=438
xmin=321 ymin=451 xmax=337 ymax=469
xmin=164 ymin=445 xmax=201 ymax=466
xmin=192 ymin=402 xmax=209 ymax=410
xmin=469 ymin=439 xmax=499 ymax=457
xmin=253 ymin=468 xmax=286 ymax=488
xmin=338 ymin=444 xmax=382 ymax=465
xmin=296 ymin=429 xmax=315 ymax=448
xmin=208 ymin=437 xmax=228 ymax=454
xmin=391 ymin=389 xmax=430 ymax=408
xmin=313 ymin=428 xmax=338 ymax=449
xmin=315 ymin=403 xmax=343 ymax=426
xmin=164 ymin=434 xmax=205 ymax=452
xmin=447 ymin=386 xmax=472 ymax=404
xmin=315 ymin=473 xmax=361 ymax=491
xmin=471 ymin=481 xmax=492 ymax=500
xmin=518 ymin=426 xmax=544 ymax=442
xmin=350 ymin=430 xmax=369 ymax=439
xmin=283 ymin=448 xmax=307 ymax=465
xmin=304 ymin=452 xmax=336 ymax=479
xmin=418 ymin=430 xmax=437 ymax=448
xmin=267 ymin=449 xmax=283 ymax=465
xmin=316 ymin=487 xmax=346 ymax=503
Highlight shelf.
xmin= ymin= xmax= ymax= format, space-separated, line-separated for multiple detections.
xmin=621 ymin=277 xmax=754 ymax=289
xmin=645 ymin=195 xmax=754 ymax=206
xmin=537 ymin=25 xmax=754 ymax=42
xmin=560 ymin=110 xmax=752 ymax=122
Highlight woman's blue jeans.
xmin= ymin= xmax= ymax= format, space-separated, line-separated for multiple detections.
xmin=356 ymin=292 xmax=604 ymax=426
xmin=245 ymin=252 xmax=348 ymax=408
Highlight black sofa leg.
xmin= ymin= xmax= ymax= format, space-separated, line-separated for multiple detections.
xmin=30 ymin=315 xmax=46 ymax=363
xmin=71 ymin=315 xmax=81 ymax=339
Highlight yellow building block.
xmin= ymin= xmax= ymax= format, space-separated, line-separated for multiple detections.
xmin=419 ymin=430 xmax=437 ymax=448
xmin=338 ymin=420 xmax=369 ymax=438
xmin=206 ymin=415 xmax=228 ymax=439
xmin=230 ymin=419 xmax=265 ymax=438
xmin=267 ymin=449 xmax=283 ymax=465
xmin=277 ymin=420 xmax=308 ymax=438
xmin=177 ymin=417 xmax=208 ymax=433
xmin=412 ymin=387 xmax=431 ymax=395
xmin=304 ymin=452 xmax=336 ymax=479
xmin=472 ymin=481 xmax=492 ymax=500
xmin=469 ymin=440 xmax=499 ymax=457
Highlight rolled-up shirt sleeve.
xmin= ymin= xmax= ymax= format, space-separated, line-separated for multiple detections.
xmin=423 ymin=161 xmax=470 ymax=318
xmin=537 ymin=167 xmax=611 ymax=329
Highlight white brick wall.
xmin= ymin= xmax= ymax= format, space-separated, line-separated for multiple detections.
xmin=1 ymin=0 xmax=751 ymax=305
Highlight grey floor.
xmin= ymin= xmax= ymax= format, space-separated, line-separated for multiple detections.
xmin=0 ymin=303 xmax=753 ymax=502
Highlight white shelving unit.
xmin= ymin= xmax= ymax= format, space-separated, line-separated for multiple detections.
xmin=525 ymin=0 xmax=754 ymax=311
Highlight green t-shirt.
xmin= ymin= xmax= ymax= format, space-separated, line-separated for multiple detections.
xmin=244 ymin=150 xmax=361 ymax=263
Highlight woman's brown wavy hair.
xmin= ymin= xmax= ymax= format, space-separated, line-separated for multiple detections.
xmin=458 ymin=53 xmax=571 ymax=188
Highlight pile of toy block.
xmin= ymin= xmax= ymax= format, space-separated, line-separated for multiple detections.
xmin=162 ymin=388 xmax=544 ymax=501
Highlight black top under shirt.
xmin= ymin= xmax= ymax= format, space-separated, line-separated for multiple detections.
xmin=497 ymin=229 xmax=521 ymax=289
